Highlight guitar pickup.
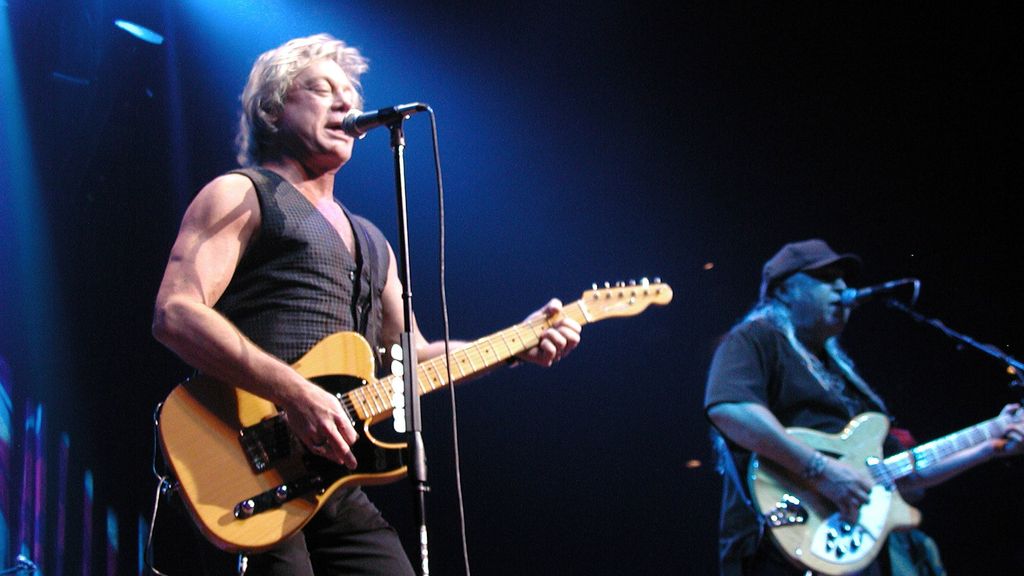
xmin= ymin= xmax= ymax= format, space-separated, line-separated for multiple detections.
xmin=239 ymin=415 xmax=292 ymax=473
xmin=765 ymin=493 xmax=808 ymax=527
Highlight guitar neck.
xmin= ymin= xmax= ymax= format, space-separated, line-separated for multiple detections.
xmin=348 ymin=299 xmax=594 ymax=424
xmin=872 ymin=415 xmax=1010 ymax=485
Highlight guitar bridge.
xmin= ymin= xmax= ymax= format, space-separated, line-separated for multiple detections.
xmin=765 ymin=493 xmax=807 ymax=527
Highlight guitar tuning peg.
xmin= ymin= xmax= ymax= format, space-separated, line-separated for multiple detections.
xmin=603 ymin=281 xmax=611 ymax=289
xmin=628 ymin=279 xmax=637 ymax=286
xmin=591 ymin=283 xmax=598 ymax=290
xmin=652 ymin=277 xmax=661 ymax=284
xmin=615 ymin=281 xmax=625 ymax=288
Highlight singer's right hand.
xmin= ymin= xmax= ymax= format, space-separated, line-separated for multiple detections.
xmin=281 ymin=380 xmax=360 ymax=469
xmin=812 ymin=458 xmax=875 ymax=523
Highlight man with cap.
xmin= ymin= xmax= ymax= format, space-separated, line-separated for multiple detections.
xmin=703 ymin=239 xmax=1023 ymax=575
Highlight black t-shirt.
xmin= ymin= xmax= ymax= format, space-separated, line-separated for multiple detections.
xmin=705 ymin=318 xmax=880 ymax=431
xmin=704 ymin=318 xmax=891 ymax=574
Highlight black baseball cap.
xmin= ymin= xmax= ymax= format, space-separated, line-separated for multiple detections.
xmin=759 ymin=239 xmax=861 ymax=301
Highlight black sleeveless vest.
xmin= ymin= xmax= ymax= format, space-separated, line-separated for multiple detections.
xmin=215 ymin=167 xmax=389 ymax=364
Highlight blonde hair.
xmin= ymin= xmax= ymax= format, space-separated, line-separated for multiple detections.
xmin=236 ymin=34 xmax=369 ymax=166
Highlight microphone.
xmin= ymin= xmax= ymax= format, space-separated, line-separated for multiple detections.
xmin=341 ymin=103 xmax=429 ymax=137
xmin=840 ymin=278 xmax=920 ymax=308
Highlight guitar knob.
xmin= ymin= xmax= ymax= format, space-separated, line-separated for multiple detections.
xmin=851 ymin=527 xmax=863 ymax=549
xmin=275 ymin=485 xmax=289 ymax=503
xmin=234 ymin=499 xmax=256 ymax=519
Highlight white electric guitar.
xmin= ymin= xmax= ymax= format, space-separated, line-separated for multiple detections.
xmin=749 ymin=408 xmax=1022 ymax=575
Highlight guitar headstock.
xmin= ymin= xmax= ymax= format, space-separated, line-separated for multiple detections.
xmin=580 ymin=278 xmax=673 ymax=321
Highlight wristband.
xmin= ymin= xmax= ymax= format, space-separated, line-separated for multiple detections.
xmin=802 ymin=451 xmax=827 ymax=480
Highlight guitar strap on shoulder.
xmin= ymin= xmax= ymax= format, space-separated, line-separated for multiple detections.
xmin=345 ymin=207 xmax=373 ymax=331
xmin=826 ymin=340 xmax=890 ymax=415
xmin=344 ymin=207 xmax=387 ymax=365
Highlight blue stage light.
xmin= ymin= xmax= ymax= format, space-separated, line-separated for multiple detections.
xmin=114 ymin=19 xmax=164 ymax=45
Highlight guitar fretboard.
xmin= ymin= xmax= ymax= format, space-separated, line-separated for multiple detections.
xmin=344 ymin=299 xmax=593 ymax=423
xmin=870 ymin=415 xmax=1010 ymax=486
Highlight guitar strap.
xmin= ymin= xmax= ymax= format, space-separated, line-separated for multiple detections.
xmin=826 ymin=342 xmax=889 ymax=415
xmin=840 ymin=367 xmax=889 ymax=415
xmin=344 ymin=205 xmax=372 ymax=333
xmin=344 ymin=206 xmax=385 ymax=365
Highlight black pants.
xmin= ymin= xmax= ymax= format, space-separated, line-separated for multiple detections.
xmin=246 ymin=487 xmax=415 ymax=576
xmin=157 ymin=487 xmax=415 ymax=576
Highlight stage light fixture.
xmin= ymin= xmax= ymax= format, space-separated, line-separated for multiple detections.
xmin=114 ymin=19 xmax=164 ymax=45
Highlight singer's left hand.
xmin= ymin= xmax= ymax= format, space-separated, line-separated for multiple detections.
xmin=995 ymin=403 xmax=1024 ymax=457
xmin=516 ymin=299 xmax=582 ymax=367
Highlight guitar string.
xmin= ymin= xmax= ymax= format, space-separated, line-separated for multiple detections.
xmin=326 ymin=290 xmax=653 ymax=430
xmin=339 ymin=306 xmax=585 ymax=420
xmin=872 ymin=416 xmax=1007 ymax=483
xmin=336 ymin=288 xmax=668 ymax=422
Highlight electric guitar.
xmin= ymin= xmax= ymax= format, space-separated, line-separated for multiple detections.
xmin=158 ymin=280 xmax=672 ymax=553
xmin=749 ymin=409 xmax=1023 ymax=575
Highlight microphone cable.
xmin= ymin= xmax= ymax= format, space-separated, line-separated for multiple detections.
xmin=145 ymin=403 xmax=174 ymax=576
xmin=425 ymin=107 xmax=474 ymax=576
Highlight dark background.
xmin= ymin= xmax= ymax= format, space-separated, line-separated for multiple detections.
xmin=2 ymin=1 xmax=1022 ymax=574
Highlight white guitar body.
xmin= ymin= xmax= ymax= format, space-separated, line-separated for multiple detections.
xmin=749 ymin=413 xmax=921 ymax=575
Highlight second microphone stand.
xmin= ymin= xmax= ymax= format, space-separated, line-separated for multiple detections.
xmin=887 ymin=299 xmax=1024 ymax=389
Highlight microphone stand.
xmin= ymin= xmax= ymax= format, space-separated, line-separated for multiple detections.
xmin=886 ymin=299 xmax=1024 ymax=389
xmin=387 ymin=118 xmax=431 ymax=575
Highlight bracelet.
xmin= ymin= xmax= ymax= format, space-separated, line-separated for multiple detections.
xmin=802 ymin=451 xmax=827 ymax=480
